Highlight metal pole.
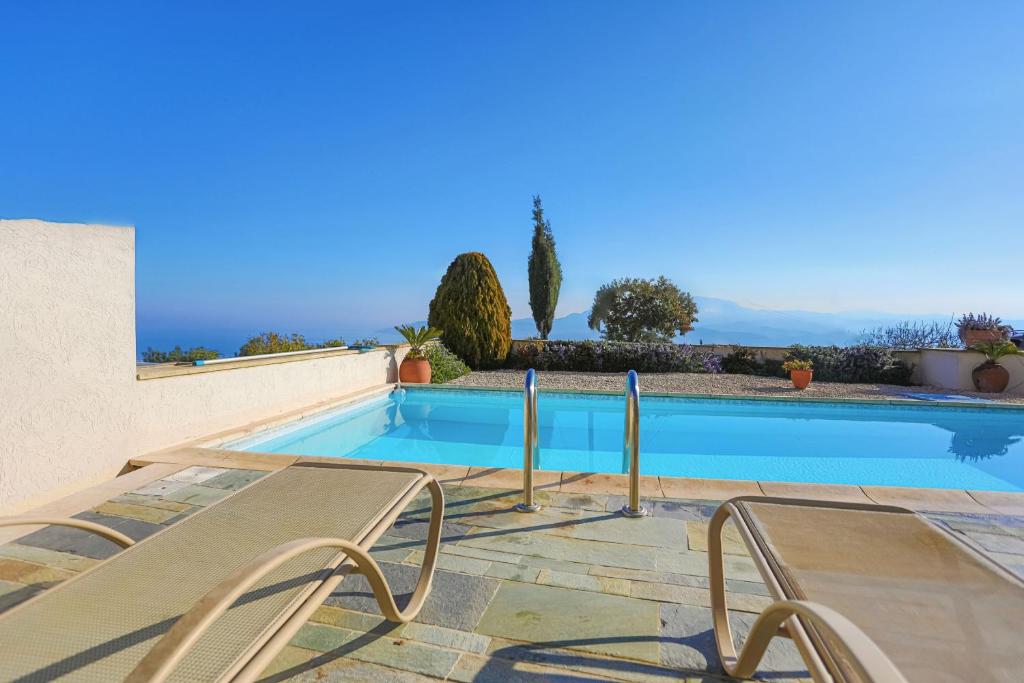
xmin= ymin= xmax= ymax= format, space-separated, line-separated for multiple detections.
xmin=621 ymin=369 xmax=648 ymax=517
xmin=515 ymin=368 xmax=542 ymax=513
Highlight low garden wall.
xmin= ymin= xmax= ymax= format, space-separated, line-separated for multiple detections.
xmin=510 ymin=340 xmax=1024 ymax=393
xmin=0 ymin=220 xmax=406 ymax=513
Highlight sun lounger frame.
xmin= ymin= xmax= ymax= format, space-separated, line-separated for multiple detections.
xmin=707 ymin=496 xmax=1023 ymax=683
xmin=0 ymin=462 xmax=443 ymax=683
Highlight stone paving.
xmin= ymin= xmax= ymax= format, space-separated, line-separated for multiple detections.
xmin=2 ymin=466 xmax=1024 ymax=681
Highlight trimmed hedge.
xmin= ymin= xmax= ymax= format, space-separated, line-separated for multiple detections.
xmin=506 ymin=340 xmax=723 ymax=374
xmin=428 ymin=252 xmax=512 ymax=369
xmin=785 ymin=344 xmax=914 ymax=385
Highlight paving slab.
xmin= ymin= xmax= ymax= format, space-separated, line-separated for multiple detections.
xmin=660 ymin=603 xmax=806 ymax=677
xmin=201 ymin=469 xmax=267 ymax=490
xmin=536 ymin=568 xmax=630 ymax=596
xmin=290 ymin=623 xmax=460 ymax=678
xmin=485 ymin=562 xmax=542 ymax=583
xmin=407 ymin=550 xmax=491 ymax=576
xmin=476 ymin=581 xmax=662 ymax=663
xmin=108 ymin=493 xmax=192 ymax=512
xmin=459 ymin=529 xmax=659 ymax=571
xmin=0 ymin=582 xmax=42 ymax=613
xmin=162 ymin=483 xmax=235 ymax=506
xmin=0 ymin=543 xmax=100 ymax=572
xmin=130 ymin=478 xmax=194 ymax=497
xmin=449 ymin=651 xmax=628 ymax=682
xmin=14 ymin=511 xmax=163 ymax=560
xmin=757 ymin=481 xmax=873 ymax=503
xmin=482 ymin=637 xmax=705 ymax=682
xmin=659 ymin=477 xmax=761 ymax=501
xmin=560 ymin=472 xmax=663 ymax=498
xmin=862 ymin=486 xmax=989 ymax=513
xmin=164 ymin=465 xmax=229 ymax=484
xmin=649 ymin=499 xmax=718 ymax=521
xmin=550 ymin=512 xmax=689 ymax=550
xmin=968 ymin=490 xmax=1024 ymax=515
xmin=464 ymin=467 xmax=562 ymax=490
xmin=379 ymin=461 xmax=470 ymax=484
xmin=685 ymin=520 xmax=748 ymax=555
xmin=92 ymin=501 xmax=182 ymax=524
xmin=0 ymin=558 xmax=75 ymax=585
xmin=283 ymin=655 xmax=438 ymax=682
xmin=967 ymin=531 xmax=1024 ymax=555
xmin=328 ymin=563 xmax=499 ymax=632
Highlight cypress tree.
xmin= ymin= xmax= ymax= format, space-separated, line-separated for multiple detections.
xmin=428 ymin=252 xmax=512 ymax=369
xmin=527 ymin=195 xmax=562 ymax=339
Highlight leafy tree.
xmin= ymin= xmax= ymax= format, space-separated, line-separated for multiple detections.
xmin=587 ymin=276 xmax=698 ymax=342
xmin=141 ymin=346 xmax=220 ymax=363
xmin=527 ymin=195 xmax=562 ymax=339
xmin=428 ymin=252 xmax=512 ymax=368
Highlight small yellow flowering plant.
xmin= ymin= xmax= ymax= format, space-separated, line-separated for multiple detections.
xmin=782 ymin=359 xmax=813 ymax=372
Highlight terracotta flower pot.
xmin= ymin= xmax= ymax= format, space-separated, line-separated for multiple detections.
xmin=399 ymin=357 xmax=431 ymax=384
xmin=790 ymin=369 xmax=813 ymax=390
xmin=961 ymin=329 xmax=1004 ymax=347
xmin=972 ymin=362 xmax=1009 ymax=393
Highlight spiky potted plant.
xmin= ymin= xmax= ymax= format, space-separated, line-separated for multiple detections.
xmin=969 ymin=341 xmax=1022 ymax=393
xmin=957 ymin=313 xmax=1011 ymax=347
xmin=782 ymin=359 xmax=813 ymax=390
xmin=395 ymin=324 xmax=442 ymax=383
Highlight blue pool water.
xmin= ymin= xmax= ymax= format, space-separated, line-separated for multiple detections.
xmin=232 ymin=387 xmax=1024 ymax=492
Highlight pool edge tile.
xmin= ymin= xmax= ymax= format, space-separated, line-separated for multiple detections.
xmin=861 ymin=486 xmax=989 ymax=513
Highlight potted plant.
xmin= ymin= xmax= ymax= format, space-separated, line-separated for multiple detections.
xmin=782 ymin=359 xmax=813 ymax=389
xmin=395 ymin=324 xmax=442 ymax=383
xmin=969 ymin=341 xmax=1022 ymax=393
xmin=957 ymin=313 xmax=1011 ymax=347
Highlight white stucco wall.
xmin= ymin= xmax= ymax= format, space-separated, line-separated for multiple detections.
xmin=0 ymin=220 xmax=403 ymax=512
xmin=918 ymin=348 xmax=1024 ymax=394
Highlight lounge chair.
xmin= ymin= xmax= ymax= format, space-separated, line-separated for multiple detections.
xmin=0 ymin=461 xmax=443 ymax=682
xmin=708 ymin=496 xmax=1024 ymax=683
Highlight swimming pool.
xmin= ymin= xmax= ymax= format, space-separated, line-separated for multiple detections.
xmin=230 ymin=387 xmax=1024 ymax=492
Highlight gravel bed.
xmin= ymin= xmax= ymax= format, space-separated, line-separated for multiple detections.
xmin=448 ymin=370 xmax=1024 ymax=404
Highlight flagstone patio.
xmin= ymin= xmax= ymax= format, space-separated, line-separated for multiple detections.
xmin=2 ymin=465 xmax=1023 ymax=681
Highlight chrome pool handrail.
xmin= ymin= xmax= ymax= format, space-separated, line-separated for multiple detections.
xmin=621 ymin=369 xmax=648 ymax=517
xmin=515 ymin=368 xmax=542 ymax=513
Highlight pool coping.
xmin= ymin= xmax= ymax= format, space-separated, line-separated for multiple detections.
xmin=407 ymin=382 xmax=1024 ymax=411
xmin=119 ymin=446 xmax=1024 ymax=516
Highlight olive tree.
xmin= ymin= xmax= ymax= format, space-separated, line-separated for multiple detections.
xmin=587 ymin=276 xmax=698 ymax=342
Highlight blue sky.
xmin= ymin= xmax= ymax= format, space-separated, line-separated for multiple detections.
xmin=2 ymin=2 xmax=1022 ymax=350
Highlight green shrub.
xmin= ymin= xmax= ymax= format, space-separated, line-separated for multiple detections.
xmin=238 ymin=332 xmax=346 ymax=356
xmin=428 ymin=252 xmax=512 ymax=369
xmin=141 ymin=346 xmax=220 ymax=363
xmin=425 ymin=343 xmax=471 ymax=383
xmin=505 ymin=340 xmax=722 ymax=373
xmin=722 ymin=347 xmax=761 ymax=374
xmin=785 ymin=344 xmax=914 ymax=385
xmin=759 ymin=358 xmax=787 ymax=378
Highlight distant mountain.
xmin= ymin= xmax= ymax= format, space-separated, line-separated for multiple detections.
xmin=138 ymin=298 xmax=1020 ymax=357
xmin=513 ymin=297 xmax=965 ymax=347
